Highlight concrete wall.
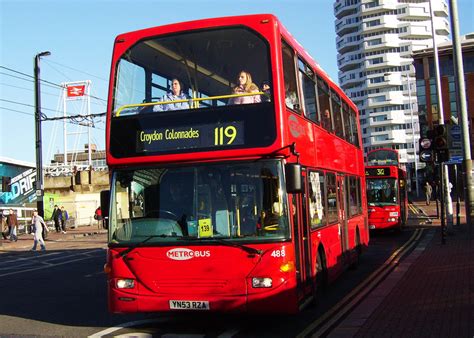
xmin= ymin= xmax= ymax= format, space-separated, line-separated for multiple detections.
xmin=44 ymin=170 xmax=109 ymax=226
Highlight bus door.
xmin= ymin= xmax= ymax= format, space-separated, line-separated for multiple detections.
xmin=291 ymin=171 xmax=312 ymax=301
xmin=337 ymin=175 xmax=349 ymax=262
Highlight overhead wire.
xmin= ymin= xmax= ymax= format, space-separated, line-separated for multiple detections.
xmin=43 ymin=59 xmax=108 ymax=82
xmin=0 ymin=65 xmax=107 ymax=102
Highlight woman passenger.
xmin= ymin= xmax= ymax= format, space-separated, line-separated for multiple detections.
xmin=228 ymin=71 xmax=261 ymax=105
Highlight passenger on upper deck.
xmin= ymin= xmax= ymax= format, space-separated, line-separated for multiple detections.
xmin=153 ymin=78 xmax=190 ymax=112
xmin=228 ymin=71 xmax=261 ymax=105
xmin=285 ymin=81 xmax=298 ymax=110
xmin=260 ymin=81 xmax=271 ymax=102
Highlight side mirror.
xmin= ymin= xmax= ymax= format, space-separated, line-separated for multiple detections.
xmin=100 ymin=190 xmax=110 ymax=218
xmin=285 ymin=163 xmax=302 ymax=194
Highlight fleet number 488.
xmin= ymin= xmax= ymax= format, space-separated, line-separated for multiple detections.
xmin=270 ymin=249 xmax=286 ymax=258
xmin=214 ymin=126 xmax=237 ymax=145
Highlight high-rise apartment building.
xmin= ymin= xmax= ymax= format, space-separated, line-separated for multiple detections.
xmin=334 ymin=0 xmax=450 ymax=167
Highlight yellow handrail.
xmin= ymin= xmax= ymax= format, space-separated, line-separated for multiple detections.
xmin=115 ymin=92 xmax=264 ymax=117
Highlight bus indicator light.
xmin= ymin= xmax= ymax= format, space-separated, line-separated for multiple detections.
xmin=280 ymin=261 xmax=295 ymax=272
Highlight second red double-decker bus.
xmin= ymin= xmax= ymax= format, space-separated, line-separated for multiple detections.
xmin=103 ymin=14 xmax=368 ymax=314
xmin=365 ymin=149 xmax=408 ymax=231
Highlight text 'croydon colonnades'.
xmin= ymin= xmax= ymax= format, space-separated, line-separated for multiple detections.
xmin=139 ymin=128 xmax=200 ymax=144
xmin=137 ymin=122 xmax=244 ymax=153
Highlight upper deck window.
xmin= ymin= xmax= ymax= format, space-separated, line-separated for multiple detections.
xmin=298 ymin=58 xmax=318 ymax=123
xmin=281 ymin=40 xmax=300 ymax=112
xmin=113 ymin=27 xmax=271 ymax=116
xmin=317 ymin=76 xmax=332 ymax=132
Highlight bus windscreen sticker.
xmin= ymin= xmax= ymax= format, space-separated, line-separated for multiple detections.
xmin=137 ymin=121 xmax=244 ymax=153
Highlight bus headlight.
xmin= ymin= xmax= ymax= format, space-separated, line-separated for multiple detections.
xmin=252 ymin=277 xmax=273 ymax=288
xmin=116 ymin=279 xmax=135 ymax=289
xmin=387 ymin=218 xmax=397 ymax=222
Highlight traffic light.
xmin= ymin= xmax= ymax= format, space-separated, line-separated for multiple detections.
xmin=433 ymin=125 xmax=450 ymax=162
xmin=433 ymin=125 xmax=448 ymax=150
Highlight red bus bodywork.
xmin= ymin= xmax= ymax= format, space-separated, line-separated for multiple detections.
xmin=365 ymin=149 xmax=408 ymax=230
xmin=105 ymin=14 xmax=368 ymax=314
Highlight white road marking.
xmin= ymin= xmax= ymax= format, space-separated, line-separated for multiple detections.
xmin=162 ymin=335 xmax=204 ymax=338
xmin=217 ymin=328 xmax=240 ymax=338
xmin=88 ymin=318 xmax=168 ymax=338
xmin=0 ymin=249 xmax=104 ymax=277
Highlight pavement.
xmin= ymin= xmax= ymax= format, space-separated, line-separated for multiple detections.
xmin=0 ymin=223 xmax=107 ymax=252
xmin=330 ymin=197 xmax=474 ymax=337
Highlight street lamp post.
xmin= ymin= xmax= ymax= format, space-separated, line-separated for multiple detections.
xmin=404 ymin=74 xmax=419 ymax=197
xmin=34 ymin=51 xmax=51 ymax=218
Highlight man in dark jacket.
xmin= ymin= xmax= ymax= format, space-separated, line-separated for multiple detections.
xmin=6 ymin=208 xmax=18 ymax=242
xmin=51 ymin=205 xmax=61 ymax=233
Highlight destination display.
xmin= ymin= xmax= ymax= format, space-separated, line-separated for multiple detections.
xmin=137 ymin=122 xmax=244 ymax=153
xmin=109 ymin=103 xmax=276 ymax=158
xmin=365 ymin=167 xmax=391 ymax=177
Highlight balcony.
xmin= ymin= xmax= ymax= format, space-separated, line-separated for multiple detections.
xmin=399 ymin=25 xmax=432 ymax=39
xmin=369 ymin=111 xmax=406 ymax=127
xmin=334 ymin=0 xmax=359 ymax=20
xmin=367 ymin=91 xmax=405 ymax=108
xmin=335 ymin=15 xmax=360 ymax=37
xmin=389 ymin=130 xmax=410 ymax=143
xmin=363 ymin=34 xmax=400 ymax=52
xmin=433 ymin=17 xmax=450 ymax=36
xmin=336 ymin=34 xmax=361 ymax=54
xmin=370 ymin=129 xmax=407 ymax=146
xmin=431 ymin=1 xmax=449 ymax=17
xmin=362 ymin=15 xmax=398 ymax=33
xmin=360 ymin=0 xmax=397 ymax=15
xmin=340 ymin=74 xmax=364 ymax=89
xmin=339 ymin=55 xmax=362 ymax=72
xmin=364 ymin=53 xmax=403 ymax=71
xmin=403 ymin=4 xmax=430 ymax=20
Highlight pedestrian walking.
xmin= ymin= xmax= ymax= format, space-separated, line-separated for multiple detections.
xmin=51 ymin=205 xmax=61 ymax=232
xmin=1 ymin=213 xmax=8 ymax=240
xmin=6 ymin=208 xmax=18 ymax=242
xmin=94 ymin=207 xmax=102 ymax=229
xmin=60 ymin=206 xmax=68 ymax=233
xmin=424 ymin=181 xmax=433 ymax=205
xmin=31 ymin=210 xmax=48 ymax=251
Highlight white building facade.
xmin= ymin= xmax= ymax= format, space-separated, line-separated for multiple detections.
xmin=334 ymin=0 xmax=450 ymax=166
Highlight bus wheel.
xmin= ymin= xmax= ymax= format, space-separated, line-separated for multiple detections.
xmin=312 ymin=247 xmax=327 ymax=305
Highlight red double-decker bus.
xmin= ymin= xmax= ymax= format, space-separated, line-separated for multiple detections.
xmin=365 ymin=149 xmax=408 ymax=231
xmin=103 ymin=14 xmax=368 ymax=314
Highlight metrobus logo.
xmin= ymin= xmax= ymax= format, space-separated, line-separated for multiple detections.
xmin=166 ymin=248 xmax=211 ymax=260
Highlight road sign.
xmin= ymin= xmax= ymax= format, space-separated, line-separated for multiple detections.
xmin=451 ymin=133 xmax=461 ymax=141
xmin=419 ymin=138 xmax=432 ymax=149
xmin=420 ymin=150 xmax=434 ymax=162
xmin=445 ymin=156 xmax=463 ymax=165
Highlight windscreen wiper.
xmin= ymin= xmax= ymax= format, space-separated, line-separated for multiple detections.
xmin=205 ymin=237 xmax=262 ymax=256
xmin=116 ymin=234 xmax=173 ymax=258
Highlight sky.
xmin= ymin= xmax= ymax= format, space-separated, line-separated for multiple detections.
xmin=1 ymin=0 xmax=473 ymax=164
